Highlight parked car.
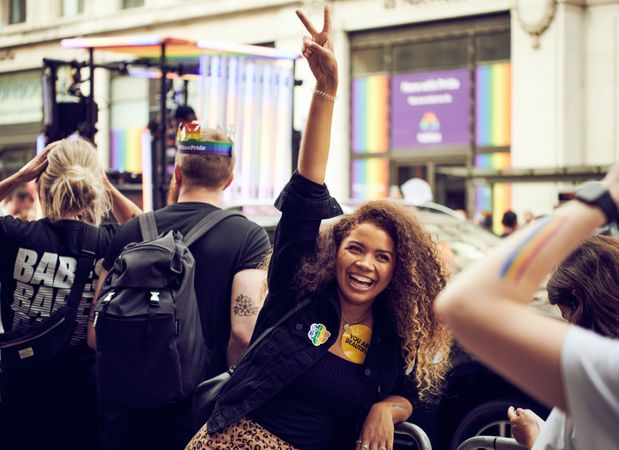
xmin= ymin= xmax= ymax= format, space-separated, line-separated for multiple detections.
xmin=224 ymin=199 xmax=554 ymax=450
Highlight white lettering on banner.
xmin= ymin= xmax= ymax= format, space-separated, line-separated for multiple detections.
xmin=417 ymin=132 xmax=443 ymax=143
xmin=407 ymin=94 xmax=453 ymax=106
xmin=400 ymin=77 xmax=461 ymax=94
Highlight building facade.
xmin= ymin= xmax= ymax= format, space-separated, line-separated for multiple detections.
xmin=1 ymin=0 xmax=618 ymax=225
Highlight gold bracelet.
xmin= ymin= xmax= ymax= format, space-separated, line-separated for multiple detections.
xmin=312 ymin=87 xmax=338 ymax=102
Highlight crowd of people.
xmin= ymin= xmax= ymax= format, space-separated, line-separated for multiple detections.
xmin=0 ymin=5 xmax=618 ymax=450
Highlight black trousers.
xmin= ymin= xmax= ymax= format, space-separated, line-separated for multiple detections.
xmin=0 ymin=358 xmax=100 ymax=450
xmin=99 ymin=396 xmax=194 ymax=450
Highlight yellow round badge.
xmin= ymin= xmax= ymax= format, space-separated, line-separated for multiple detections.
xmin=341 ymin=324 xmax=372 ymax=364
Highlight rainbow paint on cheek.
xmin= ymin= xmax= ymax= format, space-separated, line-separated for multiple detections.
xmin=307 ymin=323 xmax=331 ymax=346
xmin=500 ymin=216 xmax=568 ymax=283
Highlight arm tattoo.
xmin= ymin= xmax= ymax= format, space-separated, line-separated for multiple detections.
xmin=232 ymin=294 xmax=260 ymax=316
xmin=500 ymin=216 xmax=567 ymax=283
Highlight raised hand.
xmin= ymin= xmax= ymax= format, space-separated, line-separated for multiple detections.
xmin=16 ymin=142 xmax=55 ymax=183
xmin=296 ymin=5 xmax=338 ymax=91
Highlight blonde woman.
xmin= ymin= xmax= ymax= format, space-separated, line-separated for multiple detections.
xmin=0 ymin=138 xmax=140 ymax=450
xmin=186 ymin=7 xmax=451 ymax=450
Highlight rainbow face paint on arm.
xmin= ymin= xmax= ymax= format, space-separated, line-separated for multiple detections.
xmin=500 ymin=216 xmax=568 ymax=284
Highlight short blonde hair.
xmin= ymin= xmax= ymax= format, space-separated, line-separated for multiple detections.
xmin=175 ymin=128 xmax=235 ymax=189
xmin=38 ymin=138 xmax=111 ymax=226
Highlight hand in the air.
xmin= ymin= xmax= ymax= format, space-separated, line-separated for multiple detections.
xmin=296 ymin=5 xmax=338 ymax=91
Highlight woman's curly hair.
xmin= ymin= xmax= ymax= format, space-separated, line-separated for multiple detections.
xmin=296 ymin=200 xmax=452 ymax=400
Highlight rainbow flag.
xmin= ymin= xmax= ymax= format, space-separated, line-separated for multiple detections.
xmin=351 ymin=157 xmax=389 ymax=200
xmin=351 ymin=75 xmax=389 ymax=154
xmin=476 ymin=63 xmax=511 ymax=147
xmin=110 ymin=127 xmax=145 ymax=173
xmin=475 ymin=152 xmax=512 ymax=235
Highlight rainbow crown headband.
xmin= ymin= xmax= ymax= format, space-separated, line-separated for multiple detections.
xmin=176 ymin=121 xmax=233 ymax=156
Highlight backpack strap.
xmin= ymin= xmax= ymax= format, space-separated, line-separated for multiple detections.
xmin=138 ymin=211 xmax=158 ymax=241
xmin=183 ymin=210 xmax=245 ymax=247
xmin=66 ymin=225 xmax=99 ymax=310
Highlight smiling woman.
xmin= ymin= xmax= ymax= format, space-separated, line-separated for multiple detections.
xmin=186 ymin=5 xmax=451 ymax=450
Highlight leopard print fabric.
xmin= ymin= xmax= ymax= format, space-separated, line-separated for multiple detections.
xmin=185 ymin=417 xmax=298 ymax=450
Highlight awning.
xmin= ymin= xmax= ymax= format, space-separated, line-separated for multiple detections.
xmin=61 ymin=35 xmax=300 ymax=62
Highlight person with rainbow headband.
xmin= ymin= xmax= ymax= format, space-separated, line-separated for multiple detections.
xmin=90 ymin=121 xmax=271 ymax=450
xmin=186 ymin=6 xmax=452 ymax=450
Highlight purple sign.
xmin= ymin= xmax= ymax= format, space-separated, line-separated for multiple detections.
xmin=390 ymin=68 xmax=470 ymax=150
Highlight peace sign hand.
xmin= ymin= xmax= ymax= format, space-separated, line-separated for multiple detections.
xmin=296 ymin=5 xmax=338 ymax=92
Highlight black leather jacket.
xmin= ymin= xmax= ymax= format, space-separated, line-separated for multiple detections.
xmin=207 ymin=173 xmax=417 ymax=437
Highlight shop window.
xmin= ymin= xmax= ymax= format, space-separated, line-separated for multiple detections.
xmin=476 ymin=32 xmax=510 ymax=63
xmin=393 ymin=38 xmax=469 ymax=73
xmin=9 ymin=0 xmax=26 ymax=24
xmin=351 ymin=47 xmax=386 ymax=76
xmin=62 ymin=0 xmax=84 ymax=17
xmin=122 ymin=0 xmax=144 ymax=8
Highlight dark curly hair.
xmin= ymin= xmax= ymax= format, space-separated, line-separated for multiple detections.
xmin=547 ymin=235 xmax=619 ymax=338
xmin=296 ymin=200 xmax=452 ymax=400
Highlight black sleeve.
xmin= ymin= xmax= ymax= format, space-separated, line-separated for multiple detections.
xmin=0 ymin=215 xmax=31 ymax=243
xmin=102 ymin=217 xmax=142 ymax=271
xmin=390 ymin=369 xmax=419 ymax=408
xmin=267 ymin=171 xmax=342 ymax=298
xmin=96 ymin=223 xmax=120 ymax=258
xmin=234 ymin=224 xmax=271 ymax=273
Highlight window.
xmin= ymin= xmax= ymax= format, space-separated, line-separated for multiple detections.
xmin=476 ymin=32 xmax=510 ymax=63
xmin=351 ymin=47 xmax=386 ymax=76
xmin=122 ymin=0 xmax=144 ymax=8
xmin=393 ymin=38 xmax=470 ymax=73
xmin=62 ymin=0 xmax=84 ymax=17
xmin=9 ymin=0 xmax=26 ymax=24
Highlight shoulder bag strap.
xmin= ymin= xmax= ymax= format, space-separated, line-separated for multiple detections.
xmin=66 ymin=225 xmax=99 ymax=310
xmin=229 ymin=297 xmax=312 ymax=373
xmin=137 ymin=211 xmax=158 ymax=241
xmin=183 ymin=209 xmax=245 ymax=247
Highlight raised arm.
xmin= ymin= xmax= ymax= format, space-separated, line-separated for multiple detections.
xmin=434 ymin=162 xmax=619 ymax=412
xmin=0 ymin=144 xmax=52 ymax=203
xmin=296 ymin=6 xmax=338 ymax=184
xmin=103 ymin=175 xmax=142 ymax=224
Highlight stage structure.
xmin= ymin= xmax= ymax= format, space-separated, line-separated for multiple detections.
xmin=58 ymin=35 xmax=300 ymax=210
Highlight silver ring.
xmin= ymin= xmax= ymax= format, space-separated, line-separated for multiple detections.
xmin=379 ymin=447 xmax=387 ymax=450
xmin=362 ymin=446 xmax=369 ymax=450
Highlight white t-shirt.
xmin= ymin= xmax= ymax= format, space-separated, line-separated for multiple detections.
xmin=533 ymin=327 xmax=619 ymax=449
xmin=532 ymin=408 xmax=575 ymax=450
xmin=559 ymin=326 xmax=619 ymax=449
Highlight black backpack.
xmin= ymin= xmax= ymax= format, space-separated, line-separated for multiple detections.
xmin=93 ymin=210 xmax=241 ymax=407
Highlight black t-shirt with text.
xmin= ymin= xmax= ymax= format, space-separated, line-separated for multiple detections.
xmin=102 ymin=202 xmax=271 ymax=376
xmin=0 ymin=216 xmax=118 ymax=346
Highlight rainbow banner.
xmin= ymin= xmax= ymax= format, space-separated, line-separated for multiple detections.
xmin=475 ymin=152 xmax=512 ymax=235
xmin=351 ymin=157 xmax=389 ymax=200
xmin=198 ymin=55 xmax=294 ymax=202
xmin=351 ymin=75 xmax=389 ymax=154
xmin=110 ymin=127 xmax=145 ymax=173
xmin=476 ymin=63 xmax=511 ymax=147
